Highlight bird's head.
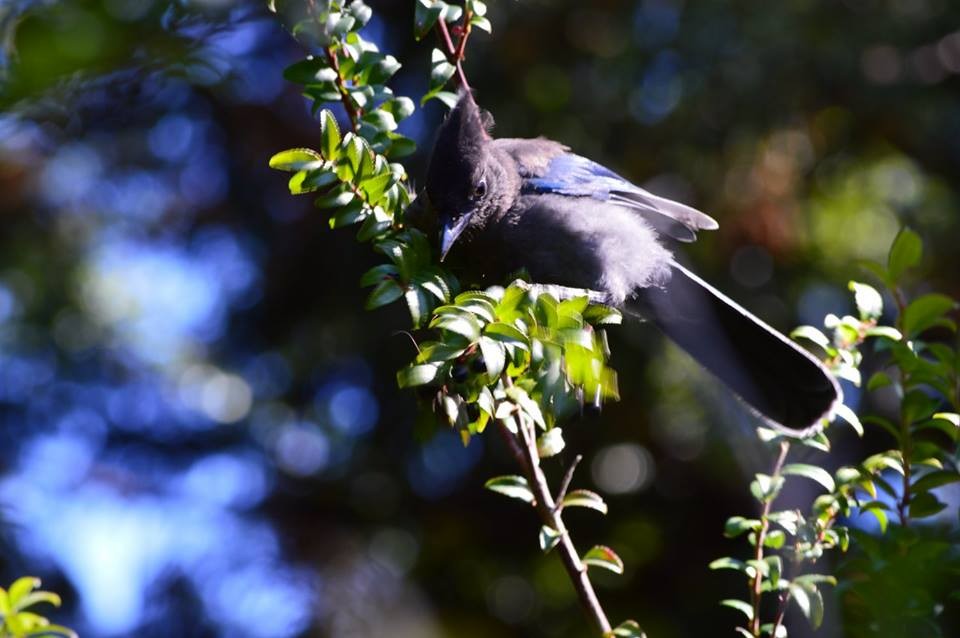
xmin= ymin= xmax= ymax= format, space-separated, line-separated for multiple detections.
xmin=426 ymin=91 xmax=498 ymax=260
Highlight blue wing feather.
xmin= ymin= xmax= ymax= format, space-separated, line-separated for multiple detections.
xmin=521 ymin=152 xmax=718 ymax=242
xmin=522 ymin=153 xmax=632 ymax=200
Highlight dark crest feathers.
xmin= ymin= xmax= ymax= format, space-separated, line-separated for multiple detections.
xmin=436 ymin=92 xmax=492 ymax=154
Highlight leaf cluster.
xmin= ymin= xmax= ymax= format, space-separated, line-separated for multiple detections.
xmin=715 ymin=228 xmax=960 ymax=637
xmin=0 ymin=577 xmax=75 ymax=638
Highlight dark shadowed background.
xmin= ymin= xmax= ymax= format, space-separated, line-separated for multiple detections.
xmin=0 ymin=1 xmax=958 ymax=636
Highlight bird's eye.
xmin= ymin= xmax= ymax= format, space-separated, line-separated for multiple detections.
xmin=474 ymin=178 xmax=487 ymax=199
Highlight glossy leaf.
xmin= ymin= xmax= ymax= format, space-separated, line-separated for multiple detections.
xmin=782 ymin=463 xmax=836 ymax=492
xmin=396 ymin=363 xmax=441 ymax=388
xmin=484 ymin=475 xmax=535 ymax=503
xmin=887 ymin=227 xmax=922 ymax=282
xmin=582 ymin=545 xmax=624 ymax=574
xmin=608 ymin=620 xmax=646 ymax=638
xmin=562 ymin=489 xmax=608 ymax=514
xmin=539 ymin=525 xmax=561 ymax=552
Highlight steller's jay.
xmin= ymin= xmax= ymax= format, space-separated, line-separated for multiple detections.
xmin=424 ymin=92 xmax=840 ymax=435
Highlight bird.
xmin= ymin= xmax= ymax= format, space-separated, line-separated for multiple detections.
xmin=423 ymin=91 xmax=840 ymax=435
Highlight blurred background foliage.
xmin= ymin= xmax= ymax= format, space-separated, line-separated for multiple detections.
xmin=0 ymin=0 xmax=958 ymax=637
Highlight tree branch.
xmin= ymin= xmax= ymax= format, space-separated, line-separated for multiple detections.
xmin=505 ymin=414 xmax=612 ymax=634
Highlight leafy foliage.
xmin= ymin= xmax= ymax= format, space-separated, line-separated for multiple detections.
xmin=715 ymin=229 xmax=959 ymax=637
xmin=268 ymin=1 xmax=638 ymax=635
xmin=0 ymin=577 xmax=75 ymax=638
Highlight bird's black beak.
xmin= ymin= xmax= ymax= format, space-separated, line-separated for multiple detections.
xmin=439 ymin=213 xmax=472 ymax=261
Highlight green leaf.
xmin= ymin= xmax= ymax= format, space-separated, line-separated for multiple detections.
xmin=283 ymin=58 xmax=338 ymax=85
xmin=909 ymin=491 xmax=948 ymax=518
xmin=865 ymin=326 xmax=902 ymax=341
xmin=764 ymin=529 xmax=786 ymax=549
xmin=911 ymin=470 xmax=960 ymax=495
xmin=782 ymin=463 xmax=836 ymax=492
xmin=359 ymin=264 xmax=398 ymax=288
xmin=470 ymin=15 xmax=492 ymax=32
xmin=583 ymin=304 xmax=623 ymax=325
xmin=421 ymin=89 xmax=459 ymax=108
xmin=562 ymin=489 xmax=608 ymax=514
xmin=396 ymin=363 xmax=441 ymax=388
xmin=792 ymin=574 xmax=838 ymax=587
xmin=539 ymin=525 xmax=561 ymax=552
xmin=269 ymin=148 xmax=325 ymax=172
xmin=790 ymin=326 xmax=831 ymax=350
xmin=751 ymin=473 xmax=785 ymax=503
xmin=724 ymin=516 xmax=761 ymax=538
xmin=478 ymin=336 xmax=506 ymax=378
xmin=429 ymin=48 xmax=456 ymax=89
xmin=360 ymin=171 xmax=395 ymax=203
xmin=7 ymin=577 xmax=40 ymax=608
xmin=833 ymin=403 xmax=864 ymax=436
xmin=582 ymin=545 xmax=624 ymax=574
xmin=887 ymin=227 xmax=922 ymax=282
xmin=849 ymin=281 xmax=883 ymax=320
xmin=765 ymin=555 xmax=783 ymax=587
xmin=859 ymin=500 xmax=889 ymax=533
xmin=866 ymin=371 xmax=892 ymax=391
xmin=365 ymin=279 xmax=404 ymax=309
xmin=319 ymin=110 xmax=342 ymax=159
xmin=933 ymin=412 xmax=959 ymax=427
xmin=431 ymin=312 xmax=481 ymax=342
xmin=537 ymin=427 xmax=565 ymax=458
xmin=709 ymin=557 xmax=750 ymax=574
xmin=790 ymin=582 xmax=825 ymax=629
xmin=348 ymin=0 xmax=373 ymax=25
xmin=901 ymin=293 xmax=957 ymax=338
xmin=720 ymin=599 xmax=754 ymax=621
xmin=414 ymin=0 xmax=444 ymax=39
xmin=484 ymin=322 xmax=529 ymax=349
xmin=485 ymin=475 xmax=535 ymax=503
xmin=14 ymin=589 xmax=62 ymax=613
xmin=608 ymin=620 xmax=646 ymax=638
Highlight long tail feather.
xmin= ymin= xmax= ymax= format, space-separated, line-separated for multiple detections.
xmin=628 ymin=260 xmax=841 ymax=435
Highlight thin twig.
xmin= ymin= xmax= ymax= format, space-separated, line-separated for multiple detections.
xmin=324 ymin=46 xmax=362 ymax=130
xmin=555 ymin=454 xmax=583 ymax=508
xmin=435 ymin=15 xmax=470 ymax=91
xmin=751 ymin=440 xmax=791 ymax=637
xmin=514 ymin=415 xmax=613 ymax=634
xmin=771 ymin=589 xmax=792 ymax=638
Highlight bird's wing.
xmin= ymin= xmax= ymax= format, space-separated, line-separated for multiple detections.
xmin=517 ymin=149 xmax=718 ymax=243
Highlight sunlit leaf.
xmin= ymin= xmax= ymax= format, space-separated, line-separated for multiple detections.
xmin=782 ymin=463 xmax=836 ymax=492
xmin=849 ymin=281 xmax=883 ymax=320
xmin=485 ymin=475 xmax=535 ymax=503
xmin=539 ymin=525 xmax=561 ymax=552
xmin=608 ymin=619 xmax=646 ymax=638
xmin=537 ymin=427 xmax=565 ymax=457
xmin=723 ymin=516 xmax=761 ymax=538
xmin=582 ymin=545 xmax=624 ymax=574
xmin=396 ymin=363 xmax=441 ymax=388
xmin=562 ymin=489 xmax=608 ymax=514
xmin=269 ymin=147 xmax=324 ymax=171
